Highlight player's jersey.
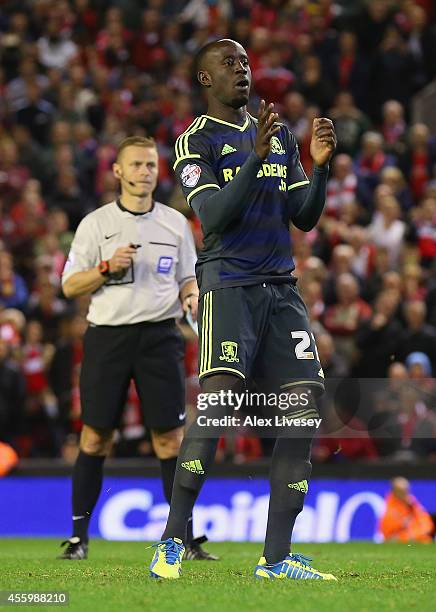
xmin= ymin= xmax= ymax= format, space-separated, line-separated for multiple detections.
xmin=174 ymin=113 xmax=309 ymax=295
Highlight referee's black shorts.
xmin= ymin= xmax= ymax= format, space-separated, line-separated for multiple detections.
xmin=80 ymin=319 xmax=186 ymax=431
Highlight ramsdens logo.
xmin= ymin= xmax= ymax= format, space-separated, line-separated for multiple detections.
xmin=222 ymin=163 xmax=287 ymax=182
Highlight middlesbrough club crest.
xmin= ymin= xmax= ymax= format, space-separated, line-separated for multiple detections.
xmin=181 ymin=164 xmax=202 ymax=187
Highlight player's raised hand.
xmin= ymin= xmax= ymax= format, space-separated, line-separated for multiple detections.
xmin=109 ymin=245 xmax=136 ymax=274
xmin=255 ymin=99 xmax=280 ymax=160
xmin=310 ymin=118 xmax=337 ymax=167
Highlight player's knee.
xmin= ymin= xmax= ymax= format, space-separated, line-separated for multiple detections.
xmin=151 ymin=427 xmax=184 ymax=459
xmin=80 ymin=425 xmax=114 ymax=456
xmin=200 ymin=373 xmax=245 ymax=395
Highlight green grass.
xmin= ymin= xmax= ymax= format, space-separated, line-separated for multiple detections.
xmin=0 ymin=540 xmax=434 ymax=612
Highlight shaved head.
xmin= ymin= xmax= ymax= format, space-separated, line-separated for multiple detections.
xmin=195 ymin=38 xmax=246 ymax=79
xmin=194 ymin=39 xmax=251 ymax=109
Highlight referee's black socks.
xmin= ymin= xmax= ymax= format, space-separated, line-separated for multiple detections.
xmin=72 ymin=451 xmax=105 ymax=543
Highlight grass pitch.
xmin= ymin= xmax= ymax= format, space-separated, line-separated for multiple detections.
xmin=0 ymin=540 xmax=434 ymax=612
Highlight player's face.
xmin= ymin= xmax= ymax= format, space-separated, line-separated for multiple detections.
xmin=114 ymin=145 xmax=159 ymax=197
xmin=205 ymin=43 xmax=251 ymax=109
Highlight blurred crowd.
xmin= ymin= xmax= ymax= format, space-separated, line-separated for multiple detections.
xmin=0 ymin=0 xmax=436 ymax=464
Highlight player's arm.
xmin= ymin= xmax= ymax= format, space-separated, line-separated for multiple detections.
xmin=288 ymin=119 xmax=336 ymax=232
xmin=62 ymin=218 xmax=136 ymax=298
xmin=178 ymin=102 xmax=279 ymax=234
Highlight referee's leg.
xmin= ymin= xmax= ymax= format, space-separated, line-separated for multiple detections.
xmin=70 ymin=424 xmax=115 ymax=543
xmin=134 ymin=320 xmax=200 ymax=547
xmin=59 ymin=325 xmax=133 ymax=559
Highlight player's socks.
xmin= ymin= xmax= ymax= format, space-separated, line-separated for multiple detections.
xmin=161 ymin=436 xmax=219 ymax=541
xmin=263 ymin=436 xmax=313 ymax=564
xmin=72 ymin=451 xmax=105 ymax=543
xmin=160 ymin=456 xmax=195 ymax=546
xmin=161 ymin=376 xmax=242 ymax=543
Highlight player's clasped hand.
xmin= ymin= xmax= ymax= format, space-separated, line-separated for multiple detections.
xmin=255 ymin=99 xmax=281 ymax=160
xmin=109 ymin=245 xmax=137 ymax=276
xmin=310 ymin=117 xmax=337 ymax=167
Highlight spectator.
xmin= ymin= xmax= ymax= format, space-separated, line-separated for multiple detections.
xmin=370 ymin=25 xmax=416 ymax=119
xmin=49 ymin=314 xmax=87 ymax=435
xmin=410 ymin=196 xmax=436 ymax=267
xmin=400 ymin=123 xmax=436 ymax=202
xmin=380 ymin=477 xmax=434 ymax=543
xmin=297 ymin=54 xmax=335 ymax=113
xmin=252 ymin=46 xmax=295 ymax=106
xmin=323 ymin=244 xmax=358 ymax=305
xmin=27 ymin=281 xmax=67 ymax=343
xmin=0 ymin=338 xmax=26 ymax=448
xmin=15 ymin=81 xmax=55 ymax=147
xmin=355 ymin=131 xmax=395 ymax=208
xmin=379 ymin=166 xmax=413 ymax=212
xmin=354 ymin=289 xmax=403 ymax=377
xmin=399 ymin=303 xmax=436 ymax=371
xmin=316 ymin=331 xmax=349 ymax=378
xmin=325 ymin=154 xmax=357 ymax=218
xmin=381 ymin=100 xmax=406 ymax=156
xmin=0 ymin=251 xmax=29 ymax=311
xmin=368 ymin=196 xmax=406 ymax=267
xmin=329 ymin=91 xmax=371 ymax=156
xmin=323 ymin=272 xmax=372 ymax=362
xmin=281 ymin=92 xmax=308 ymax=143
xmin=328 ymin=31 xmax=369 ymax=112
xmin=37 ymin=17 xmax=78 ymax=70
xmin=0 ymin=140 xmax=31 ymax=208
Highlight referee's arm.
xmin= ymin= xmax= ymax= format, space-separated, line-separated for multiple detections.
xmin=62 ymin=215 xmax=136 ymax=299
xmin=63 ymin=245 xmax=136 ymax=298
xmin=62 ymin=267 xmax=107 ymax=299
xmin=177 ymin=219 xmax=199 ymax=320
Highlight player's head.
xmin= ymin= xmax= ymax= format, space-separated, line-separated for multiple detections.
xmin=195 ymin=39 xmax=251 ymax=109
xmin=113 ymin=136 xmax=158 ymax=198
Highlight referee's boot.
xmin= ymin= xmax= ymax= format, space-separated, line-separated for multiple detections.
xmin=57 ymin=537 xmax=88 ymax=560
xmin=183 ymin=535 xmax=219 ymax=561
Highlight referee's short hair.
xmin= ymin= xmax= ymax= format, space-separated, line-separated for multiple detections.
xmin=116 ymin=136 xmax=157 ymax=161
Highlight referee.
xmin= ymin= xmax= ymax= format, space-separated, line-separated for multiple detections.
xmin=58 ymin=136 xmax=216 ymax=561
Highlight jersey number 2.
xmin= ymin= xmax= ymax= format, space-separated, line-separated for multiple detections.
xmin=291 ymin=331 xmax=319 ymax=360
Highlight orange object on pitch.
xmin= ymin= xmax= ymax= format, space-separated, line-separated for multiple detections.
xmin=0 ymin=442 xmax=19 ymax=477
xmin=379 ymin=477 xmax=434 ymax=543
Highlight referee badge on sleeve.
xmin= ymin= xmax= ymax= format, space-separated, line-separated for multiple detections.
xmin=157 ymin=256 xmax=173 ymax=274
